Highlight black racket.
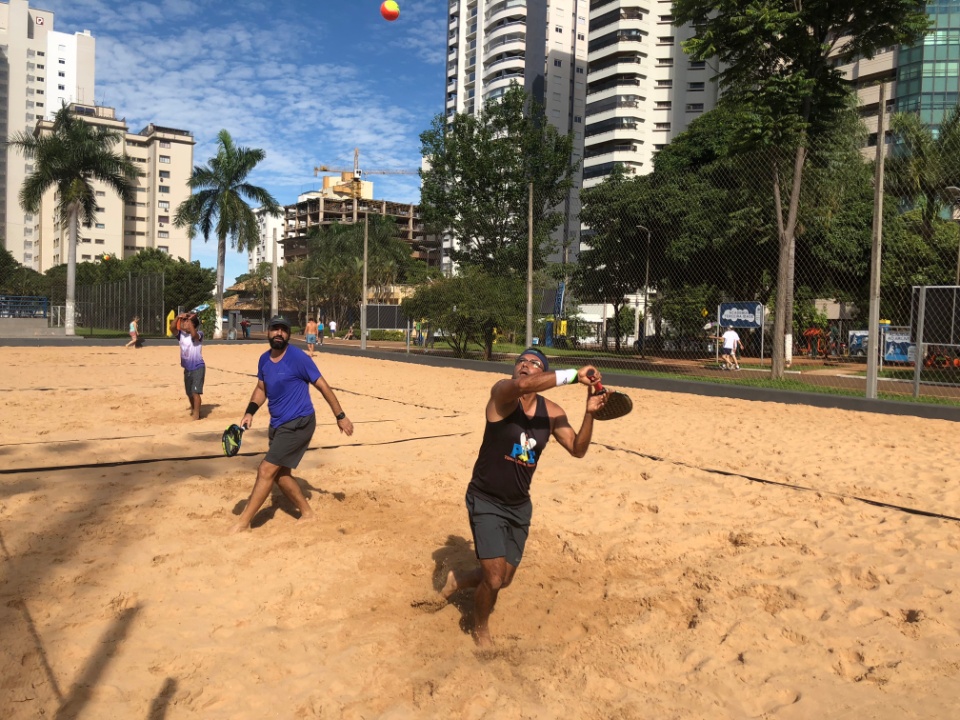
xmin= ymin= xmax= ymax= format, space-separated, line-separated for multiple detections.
xmin=222 ymin=424 xmax=246 ymax=457
xmin=587 ymin=370 xmax=634 ymax=421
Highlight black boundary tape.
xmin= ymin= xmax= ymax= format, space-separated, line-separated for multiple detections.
xmin=0 ymin=432 xmax=468 ymax=476
xmin=596 ymin=442 xmax=960 ymax=524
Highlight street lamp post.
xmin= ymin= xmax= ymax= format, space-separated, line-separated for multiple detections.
xmin=637 ymin=224 xmax=651 ymax=357
xmin=295 ymin=275 xmax=319 ymax=324
xmin=361 ymin=213 xmax=369 ymax=350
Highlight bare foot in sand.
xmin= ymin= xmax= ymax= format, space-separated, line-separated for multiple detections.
xmin=229 ymin=522 xmax=250 ymax=534
xmin=473 ymin=628 xmax=494 ymax=648
xmin=298 ymin=510 xmax=318 ymax=523
xmin=440 ymin=570 xmax=458 ymax=599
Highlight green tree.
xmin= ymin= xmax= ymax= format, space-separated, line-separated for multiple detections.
xmin=576 ymin=168 xmax=648 ymax=352
xmin=420 ymin=84 xmax=577 ymax=275
xmin=174 ymin=129 xmax=281 ymax=338
xmin=402 ymin=267 xmax=526 ymax=359
xmin=9 ymin=104 xmax=140 ymax=335
xmin=0 ymin=246 xmax=46 ymax=296
xmin=886 ymin=106 xmax=960 ymax=241
xmin=674 ymin=0 xmax=929 ymax=377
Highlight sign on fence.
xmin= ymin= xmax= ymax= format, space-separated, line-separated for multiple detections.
xmin=717 ymin=302 xmax=764 ymax=329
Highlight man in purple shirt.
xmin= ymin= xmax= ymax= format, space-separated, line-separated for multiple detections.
xmin=170 ymin=312 xmax=205 ymax=420
xmin=231 ymin=315 xmax=354 ymax=532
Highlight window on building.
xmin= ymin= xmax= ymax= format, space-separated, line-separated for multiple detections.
xmin=657 ymin=58 xmax=673 ymax=67
xmin=159 ymin=140 xmax=171 ymax=148
xmin=656 ymin=101 xmax=671 ymax=109
xmin=657 ymin=79 xmax=673 ymax=88
xmin=59 ymin=58 xmax=66 ymax=64
xmin=158 ymin=186 xmax=170 ymax=194
xmin=686 ymin=103 xmax=704 ymax=112
xmin=158 ymin=246 xmax=169 ymax=253
xmin=159 ymin=155 xmax=171 ymax=163
xmin=36 ymin=64 xmax=43 ymax=70
xmin=159 ymin=200 xmax=170 ymax=210
xmin=574 ymin=115 xmax=582 ymax=123
xmin=81 ymin=254 xmax=91 ymax=260
xmin=158 ymin=170 xmax=170 ymax=179
xmin=688 ymin=81 xmax=705 ymax=91
xmin=125 ymin=230 xmax=135 ymax=236
xmin=57 ymin=84 xmax=65 ymax=90
xmin=576 ymin=66 xmax=584 ymax=74
xmin=555 ymin=25 xmax=563 ymax=33
xmin=95 ymin=223 xmax=105 ymax=229
xmin=553 ymin=59 xmax=562 ymax=67
xmin=158 ymin=215 xmax=170 ymax=224
xmin=95 ymin=238 xmax=105 ymax=244
xmin=58 ymin=71 xmax=65 ymax=77
xmin=689 ymin=60 xmax=706 ymax=69
xmin=577 ymin=33 xmax=584 ymax=40
xmin=658 ymin=36 xmax=674 ymax=45
xmin=659 ymin=15 xmax=674 ymax=23
xmin=654 ymin=122 xmax=671 ymax=130
xmin=158 ymin=231 xmax=169 ymax=239
xmin=37 ymin=51 xmax=45 ymax=56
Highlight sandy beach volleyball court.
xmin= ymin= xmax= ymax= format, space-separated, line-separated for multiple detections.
xmin=2 ymin=344 xmax=959 ymax=719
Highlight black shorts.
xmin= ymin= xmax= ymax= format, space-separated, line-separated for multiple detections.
xmin=184 ymin=367 xmax=205 ymax=395
xmin=265 ymin=414 xmax=316 ymax=469
xmin=466 ymin=492 xmax=533 ymax=567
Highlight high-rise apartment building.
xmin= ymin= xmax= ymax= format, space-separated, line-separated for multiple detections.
xmin=583 ymin=0 xmax=719 ymax=189
xmin=0 ymin=0 xmax=95 ymax=269
xmin=249 ymin=207 xmax=286 ymax=272
xmin=33 ymin=105 xmax=194 ymax=269
xmin=445 ymin=0 xmax=589 ymax=263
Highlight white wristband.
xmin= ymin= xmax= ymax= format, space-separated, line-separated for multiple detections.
xmin=555 ymin=369 xmax=577 ymax=386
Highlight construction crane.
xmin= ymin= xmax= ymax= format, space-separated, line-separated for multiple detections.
xmin=313 ymin=147 xmax=417 ymax=199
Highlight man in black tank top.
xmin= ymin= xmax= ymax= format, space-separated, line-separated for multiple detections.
xmin=440 ymin=348 xmax=608 ymax=647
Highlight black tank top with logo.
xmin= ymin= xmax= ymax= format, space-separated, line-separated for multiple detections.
xmin=467 ymin=396 xmax=552 ymax=506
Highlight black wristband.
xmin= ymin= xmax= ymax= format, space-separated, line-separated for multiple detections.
xmin=335 ymin=411 xmax=346 ymax=421
xmin=246 ymin=402 xmax=260 ymax=416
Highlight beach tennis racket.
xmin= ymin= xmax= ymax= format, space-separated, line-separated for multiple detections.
xmin=222 ymin=424 xmax=245 ymax=457
xmin=587 ymin=371 xmax=634 ymax=421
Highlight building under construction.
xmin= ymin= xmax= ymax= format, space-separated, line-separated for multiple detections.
xmin=279 ymin=179 xmax=438 ymax=267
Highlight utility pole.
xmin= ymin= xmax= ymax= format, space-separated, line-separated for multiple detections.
xmin=270 ymin=228 xmax=278 ymax=318
xmin=525 ymin=181 xmax=534 ymax=348
xmin=361 ymin=213 xmax=369 ymax=350
xmin=865 ymin=82 xmax=887 ymax=400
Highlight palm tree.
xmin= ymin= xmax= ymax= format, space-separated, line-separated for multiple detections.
xmin=886 ymin=106 xmax=960 ymax=239
xmin=174 ymin=129 xmax=281 ymax=338
xmin=10 ymin=104 xmax=139 ymax=335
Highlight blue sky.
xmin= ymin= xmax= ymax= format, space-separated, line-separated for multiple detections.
xmin=41 ymin=0 xmax=446 ymax=286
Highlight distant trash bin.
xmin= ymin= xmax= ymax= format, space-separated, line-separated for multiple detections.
xmin=227 ymin=328 xmax=237 ymax=341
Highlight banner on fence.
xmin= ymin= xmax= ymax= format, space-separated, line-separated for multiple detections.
xmin=717 ymin=302 xmax=764 ymax=329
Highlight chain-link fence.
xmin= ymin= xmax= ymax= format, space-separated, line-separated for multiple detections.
xmin=390 ymin=114 xmax=960 ymax=406
xmin=57 ymin=273 xmax=167 ymax=336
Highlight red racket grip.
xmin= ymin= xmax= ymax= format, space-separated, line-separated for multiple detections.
xmin=586 ymin=369 xmax=606 ymax=394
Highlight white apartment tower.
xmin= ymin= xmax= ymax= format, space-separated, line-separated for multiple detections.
xmin=0 ymin=0 xmax=95 ymax=269
xmin=34 ymin=105 xmax=195 ymax=269
xmin=583 ymin=0 xmax=719 ymax=189
xmin=446 ymin=0 xmax=589 ymax=262
xmin=249 ymin=206 xmax=286 ymax=273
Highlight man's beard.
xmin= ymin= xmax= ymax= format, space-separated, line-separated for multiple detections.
xmin=269 ymin=336 xmax=289 ymax=350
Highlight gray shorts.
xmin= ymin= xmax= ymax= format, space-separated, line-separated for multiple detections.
xmin=466 ymin=492 xmax=532 ymax=566
xmin=184 ymin=367 xmax=205 ymax=395
xmin=265 ymin=413 xmax=316 ymax=469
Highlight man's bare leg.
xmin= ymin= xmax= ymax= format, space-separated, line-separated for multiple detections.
xmin=441 ymin=567 xmax=482 ymax=599
xmin=231 ymin=460 xmax=282 ymax=532
xmin=191 ymin=394 xmax=202 ymax=421
xmin=472 ymin=557 xmax=517 ymax=647
xmin=275 ymin=471 xmax=316 ymax=521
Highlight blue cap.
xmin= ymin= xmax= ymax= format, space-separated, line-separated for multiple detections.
xmin=517 ymin=348 xmax=549 ymax=371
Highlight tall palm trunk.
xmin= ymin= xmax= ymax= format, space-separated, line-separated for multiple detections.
xmin=65 ymin=203 xmax=80 ymax=336
xmin=215 ymin=234 xmax=226 ymax=339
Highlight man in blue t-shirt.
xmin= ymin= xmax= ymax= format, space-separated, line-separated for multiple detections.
xmin=231 ymin=315 xmax=354 ymax=532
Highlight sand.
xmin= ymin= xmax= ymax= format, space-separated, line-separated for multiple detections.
xmin=1 ymin=343 xmax=959 ymax=719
